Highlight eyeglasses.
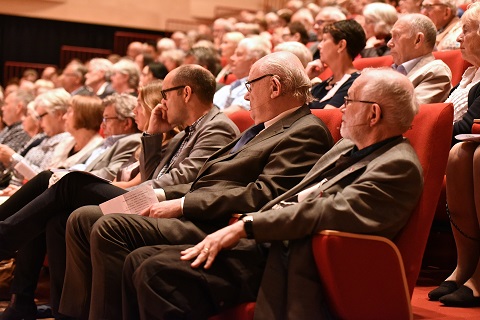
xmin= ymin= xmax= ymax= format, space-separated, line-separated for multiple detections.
xmin=245 ymin=74 xmax=275 ymax=92
xmin=421 ymin=4 xmax=447 ymax=11
xmin=102 ymin=117 xmax=119 ymax=123
xmin=161 ymin=85 xmax=186 ymax=100
xmin=36 ymin=112 xmax=49 ymax=121
xmin=315 ymin=19 xmax=336 ymax=26
xmin=344 ymin=97 xmax=377 ymax=106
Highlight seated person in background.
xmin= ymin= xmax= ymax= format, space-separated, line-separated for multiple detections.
xmin=361 ymin=2 xmax=398 ymax=58
xmin=130 ymin=67 xmax=424 ymax=320
xmin=306 ymin=19 xmax=367 ymax=109
xmin=310 ymin=6 xmax=346 ymax=60
xmin=428 ymin=6 xmax=480 ymax=306
xmin=421 ymin=0 xmax=462 ymax=51
xmin=399 ymin=0 xmax=423 ymax=13
xmin=0 ymin=65 xmax=239 ymax=320
xmin=110 ymin=59 xmax=140 ymax=96
xmin=274 ymin=41 xmax=313 ymax=68
xmin=85 ymin=58 xmax=116 ymax=99
xmin=183 ymin=47 xmax=224 ymax=91
xmin=443 ymin=3 xmax=480 ymax=145
xmin=216 ymin=31 xmax=245 ymax=85
xmin=0 ymin=90 xmax=34 ymax=172
xmin=213 ymin=37 xmax=271 ymax=115
xmin=388 ymin=13 xmax=452 ymax=104
xmin=0 ymin=89 xmax=71 ymax=196
xmin=281 ymin=21 xmax=310 ymax=45
xmin=60 ymin=61 xmax=92 ymax=96
xmin=139 ymin=62 xmax=168 ymax=87
xmin=0 ymin=93 xmax=142 ymax=319
xmin=59 ymin=51 xmax=334 ymax=320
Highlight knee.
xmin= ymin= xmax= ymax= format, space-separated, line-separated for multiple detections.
xmin=66 ymin=206 xmax=103 ymax=242
xmin=90 ymin=215 xmax=126 ymax=249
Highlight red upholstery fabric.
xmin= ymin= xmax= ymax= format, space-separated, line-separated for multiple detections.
xmin=433 ymin=50 xmax=471 ymax=87
xmin=226 ymin=110 xmax=254 ymax=133
xmin=352 ymin=55 xmax=393 ymax=70
xmin=310 ymin=109 xmax=343 ymax=143
xmin=311 ymin=103 xmax=453 ymax=319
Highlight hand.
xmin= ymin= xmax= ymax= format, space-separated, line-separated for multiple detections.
xmin=180 ymin=221 xmax=246 ymax=269
xmin=0 ymin=145 xmax=15 ymax=166
xmin=0 ymin=185 xmax=19 ymax=196
xmin=147 ymin=104 xmax=174 ymax=134
xmin=305 ymin=59 xmax=326 ymax=80
xmin=139 ymin=199 xmax=183 ymax=218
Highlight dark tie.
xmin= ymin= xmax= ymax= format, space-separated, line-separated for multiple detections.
xmin=230 ymin=123 xmax=265 ymax=153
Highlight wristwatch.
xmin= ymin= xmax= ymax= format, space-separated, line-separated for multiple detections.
xmin=240 ymin=214 xmax=254 ymax=239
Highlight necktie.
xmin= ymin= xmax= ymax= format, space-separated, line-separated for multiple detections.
xmin=230 ymin=123 xmax=265 ymax=153
xmin=224 ymin=80 xmax=242 ymax=108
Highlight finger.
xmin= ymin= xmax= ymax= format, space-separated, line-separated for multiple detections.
xmin=190 ymin=248 xmax=210 ymax=268
xmin=203 ymin=248 xmax=219 ymax=269
xmin=180 ymin=246 xmax=197 ymax=257
xmin=138 ymin=207 xmax=150 ymax=216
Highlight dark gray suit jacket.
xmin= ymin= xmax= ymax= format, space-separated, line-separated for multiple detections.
xmin=141 ymin=106 xmax=240 ymax=189
xmin=164 ymin=105 xmax=335 ymax=234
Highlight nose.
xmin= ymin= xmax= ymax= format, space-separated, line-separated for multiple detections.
xmin=387 ymin=38 xmax=393 ymax=48
xmin=244 ymin=91 xmax=250 ymax=101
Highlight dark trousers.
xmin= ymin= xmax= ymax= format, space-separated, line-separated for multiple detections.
xmin=0 ymin=171 xmax=126 ymax=314
xmin=122 ymin=242 xmax=265 ymax=320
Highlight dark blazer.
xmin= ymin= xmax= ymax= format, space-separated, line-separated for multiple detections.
xmin=452 ymin=81 xmax=480 ymax=144
xmin=250 ymin=137 xmax=423 ymax=319
xmin=85 ymin=133 xmax=142 ymax=180
xmin=163 ymin=105 xmax=335 ymax=234
xmin=141 ymin=106 xmax=240 ymax=188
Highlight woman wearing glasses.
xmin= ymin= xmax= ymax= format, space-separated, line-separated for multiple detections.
xmin=307 ymin=19 xmax=366 ymax=109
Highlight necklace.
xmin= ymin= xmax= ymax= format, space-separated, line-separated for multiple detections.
xmin=325 ymin=77 xmax=336 ymax=90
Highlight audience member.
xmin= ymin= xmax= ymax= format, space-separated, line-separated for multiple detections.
xmin=216 ymin=31 xmax=245 ymax=84
xmin=60 ymin=61 xmax=93 ymax=96
xmin=399 ymin=0 xmax=423 ymax=13
xmin=156 ymin=37 xmax=176 ymax=56
xmin=213 ymin=37 xmax=270 ymax=114
xmin=281 ymin=21 xmax=310 ymax=45
xmin=126 ymin=67 xmax=423 ymax=320
xmin=85 ymin=58 xmax=116 ymax=99
xmin=40 ymin=66 xmax=59 ymax=83
xmin=59 ymin=51 xmax=334 ymax=320
xmin=134 ymin=52 xmax=155 ymax=71
xmin=139 ymin=62 xmax=168 ymax=87
xmin=158 ymin=49 xmax=185 ymax=72
xmin=33 ymin=79 xmax=55 ymax=96
xmin=212 ymin=18 xmax=234 ymax=50
xmin=20 ymin=69 xmax=38 ymax=83
xmin=421 ymin=0 xmax=462 ymax=50
xmin=388 ymin=13 xmax=452 ymax=104
xmin=110 ymin=59 xmax=140 ymax=96
xmin=310 ymin=6 xmax=346 ymax=60
xmin=361 ymin=2 xmax=398 ymax=57
xmin=184 ymin=47 xmax=222 ymax=85
xmin=307 ymin=20 xmax=367 ymax=109
xmin=170 ymin=31 xmax=187 ymax=50
xmin=125 ymin=41 xmax=143 ymax=61
xmin=274 ymin=41 xmax=313 ymax=68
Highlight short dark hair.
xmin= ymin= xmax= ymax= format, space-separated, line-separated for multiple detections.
xmin=172 ymin=65 xmax=216 ymax=105
xmin=288 ymin=21 xmax=310 ymax=45
xmin=186 ymin=47 xmax=221 ymax=76
xmin=147 ymin=62 xmax=169 ymax=80
xmin=323 ymin=19 xmax=367 ymax=60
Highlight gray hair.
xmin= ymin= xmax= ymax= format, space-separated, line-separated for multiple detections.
xmin=112 ymin=59 xmax=140 ymax=89
xmin=238 ymin=37 xmax=271 ymax=60
xmin=258 ymin=52 xmax=314 ymax=104
xmin=35 ymin=88 xmax=70 ymax=115
xmin=363 ymin=3 xmax=398 ymax=36
xmin=274 ymin=41 xmax=313 ymax=68
xmin=362 ymin=68 xmax=419 ymax=131
xmin=461 ymin=2 xmax=480 ymax=36
xmin=102 ymin=93 xmax=136 ymax=120
xmin=436 ymin=0 xmax=458 ymax=17
xmin=13 ymin=89 xmax=35 ymax=113
xmin=399 ymin=13 xmax=437 ymax=50
xmin=89 ymin=58 xmax=114 ymax=80
xmin=67 ymin=61 xmax=88 ymax=84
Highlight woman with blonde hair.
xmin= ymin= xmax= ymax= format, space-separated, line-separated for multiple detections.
xmin=361 ymin=2 xmax=398 ymax=57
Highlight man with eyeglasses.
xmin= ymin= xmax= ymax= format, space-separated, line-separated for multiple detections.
xmin=388 ymin=13 xmax=452 ymax=104
xmin=213 ymin=37 xmax=271 ymax=115
xmin=309 ymin=6 xmax=346 ymax=60
xmin=57 ymin=51 xmax=334 ymax=320
xmin=133 ymin=68 xmax=424 ymax=320
xmin=421 ymin=0 xmax=462 ymax=50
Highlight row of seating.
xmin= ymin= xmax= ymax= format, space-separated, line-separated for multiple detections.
xmin=319 ymin=50 xmax=470 ymax=87
xmin=212 ymin=103 xmax=453 ymax=319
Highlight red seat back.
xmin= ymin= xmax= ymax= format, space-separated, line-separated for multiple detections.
xmin=433 ymin=50 xmax=471 ymax=87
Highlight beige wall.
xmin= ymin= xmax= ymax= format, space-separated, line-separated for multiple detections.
xmin=0 ymin=0 xmax=262 ymax=31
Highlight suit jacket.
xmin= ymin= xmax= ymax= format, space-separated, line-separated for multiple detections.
xmin=249 ymin=137 xmax=423 ymax=319
xmin=407 ymin=53 xmax=452 ymax=104
xmin=86 ymin=133 xmax=142 ymax=180
xmin=452 ymin=81 xmax=480 ymax=143
xmin=163 ymin=105 xmax=334 ymax=234
xmin=141 ymin=106 xmax=240 ymax=188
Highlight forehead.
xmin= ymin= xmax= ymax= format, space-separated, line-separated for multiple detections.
xmin=391 ymin=21 xmax=410 ymax=35
xmin=103 ymin=104 xmax=116 ymax=115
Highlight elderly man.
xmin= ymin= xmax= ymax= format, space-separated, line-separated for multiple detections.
xmin=0 ymin=66 xmax=240 ymax=319
xmin=310 ymin=7 xmax=346 ymax=60
xmin=0 ymin=90 xmax=33 ymax=172
xmin=85 ymin=58 xmax=116 ymax=98
xmin=110 ymin=59 xmax=140 ymax=95
xmin=125 ymin=68 xmax=425 ymax=319
xmin=388 ymin=13 xmax=452 ymax=104
xmin=59 ymin=51 xmax=334 ymax=320
xmin=213 ymin=37 xmax=271 ymax=115
xmin=421 ymin=0 xmax=462 ymax=50
xmin=60 ymin=61 xmax=92 ymax=96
